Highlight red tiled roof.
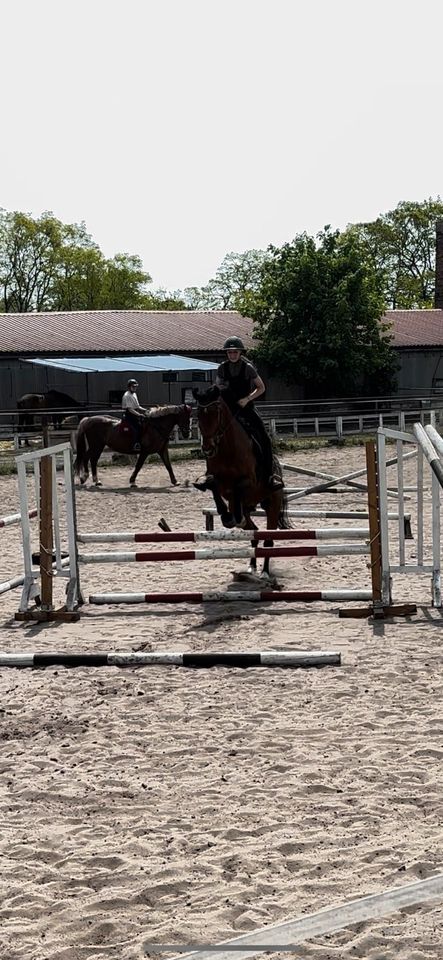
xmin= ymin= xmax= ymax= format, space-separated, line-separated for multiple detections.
xmin=384 ymin=310 xmax=443 ymax=347
xmin=0 ymin=308 xmax=442 ymax=355
xmin=0 ymin=310 xmax=255 ymax=355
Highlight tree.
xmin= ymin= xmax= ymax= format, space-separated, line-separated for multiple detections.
xmin=248 ymin=229 xmax=397 ymax=398
xmin=348 ymin=198 xmax=443 ymax=308
xmin=0 ymin=210 xmax=63 ymax=312
xmin=141 ymin=288 xmax=187 ymax=310
xmin=183 ymin=249 xmax=268 ymax=311
xmin=0 ymin=208 xmax=183 ymax=312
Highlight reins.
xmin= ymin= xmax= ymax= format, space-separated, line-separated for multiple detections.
xmin=197 ymin=398 xmax=238 ymax=458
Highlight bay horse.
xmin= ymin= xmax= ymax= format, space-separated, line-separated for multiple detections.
xmin=192 ymin=386 xmax=289 ymax=578
xmin=74 ymin=404 xmax=192 ymax=487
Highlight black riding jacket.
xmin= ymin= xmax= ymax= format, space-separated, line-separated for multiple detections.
xmin=217 ymin=358 xmax=258 ymax=404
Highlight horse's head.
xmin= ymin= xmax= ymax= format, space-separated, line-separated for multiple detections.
xmin=177 ymin=403 xmax=192 ymax=439
xmin=192 ymin=386 xmax=225 ymax=458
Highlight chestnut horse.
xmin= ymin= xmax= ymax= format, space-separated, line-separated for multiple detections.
xmin=193 ymin=386 xmax=289 ymax=578
xmin=74 ymin=404 xmax=192 ymax=487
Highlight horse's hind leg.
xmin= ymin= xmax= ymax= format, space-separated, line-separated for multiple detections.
xmin=158 ymin=444 xmax=178 ymax=485
xmin=243 ymin=515 xmax=258 ymax=575
xmin=130 ymin=449 xmax=149 ymax=486
xmin=90 ymin=444 xmax=105 ymax=486
xmin=260 ymin=492 xmax=283 ymax=578
xmin=79 ymin=454 xmax=90 ymax=485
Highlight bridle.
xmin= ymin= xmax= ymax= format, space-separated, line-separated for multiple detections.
xmin=196 ymin=396 xmax=235 ymax=458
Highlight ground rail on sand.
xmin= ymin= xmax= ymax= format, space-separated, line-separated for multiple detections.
xmin=0 ymin=650 xmax=341 ymax=670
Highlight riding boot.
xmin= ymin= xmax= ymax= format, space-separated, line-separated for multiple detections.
xmin=193 ymin=473 xmax=215 ymax=492
xmin=269 ymin=474 xmax=284 ymax=491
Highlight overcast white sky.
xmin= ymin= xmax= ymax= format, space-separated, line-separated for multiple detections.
xmin=2 ymin=0 xmax=442 ymax=291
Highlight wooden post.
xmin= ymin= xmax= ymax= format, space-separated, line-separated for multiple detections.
xmin=339 ymin=440 xmax=417 ymax=620
xmin=39 ymin=453 xmax=53 ymax=611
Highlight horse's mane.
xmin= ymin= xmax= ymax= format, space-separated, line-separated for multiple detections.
xmin=147 ymin=405 xmax=182 ymax=418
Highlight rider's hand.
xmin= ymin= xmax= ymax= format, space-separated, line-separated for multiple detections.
xmin=237 ymin=397 xmax=249 ymax=409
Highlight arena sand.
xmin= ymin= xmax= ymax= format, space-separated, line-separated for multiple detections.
xmin=0 ymin=446 xmax=442 ymax=959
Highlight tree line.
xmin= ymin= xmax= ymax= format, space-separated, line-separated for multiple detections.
xmin=1 ymin=198 xmax=442 ymax=396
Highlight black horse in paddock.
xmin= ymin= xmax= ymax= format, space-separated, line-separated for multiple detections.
xmin=17 ymin=390 xmax=84 ymax=443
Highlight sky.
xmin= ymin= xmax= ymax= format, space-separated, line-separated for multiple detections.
xmin=2 ymin=0 xmax=443 ymax=292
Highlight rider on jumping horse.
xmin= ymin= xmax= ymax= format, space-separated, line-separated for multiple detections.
xmin=194 ymin=336 xmax=284 ymax=492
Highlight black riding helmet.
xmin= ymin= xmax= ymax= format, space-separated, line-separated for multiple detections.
xmin=223 ymin=336 xmax=245 ymax=350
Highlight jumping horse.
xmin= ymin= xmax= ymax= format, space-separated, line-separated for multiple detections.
xmin=74 ymin=404 xmax=192 ymax=487
xmin=193 ymin=385 xmax=289 ymax=578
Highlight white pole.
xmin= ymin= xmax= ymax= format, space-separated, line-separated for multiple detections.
xmin=63 ymin=447 xmax=81 ymax=611
xmin=413 ymin=423 xmax=443 ymax=488
xmin=431 ymin=471 xmax=441 ymax=607
xmin=396 ymin=438 xmax=405 ymax=567
xmin=376 ymin=430 xmax=391 ymax=605
xmin=425 ymin=423 xmax=443 ymax=460
xmin=52 ymin=456 xmax=63 ymax=574
xmin=17 ymin=459 xmax=36 ymax=612
xmin=159 ymin=873 xmax=443 ymax=960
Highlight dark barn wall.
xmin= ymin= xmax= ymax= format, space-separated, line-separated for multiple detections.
xmin=395 ymin=349 xmax=443 ymax=396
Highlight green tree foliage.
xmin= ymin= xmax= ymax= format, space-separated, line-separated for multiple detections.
xmin=0 ymin=209 xmax=185 ymax=312
xmin=0 ymin=211 xmax=63 ymax=311
xmin=183 ymin=249 xmax=268 ymax=310
xmin=248 ymin=230 xmax=397 ymax=398
xmin=348 ymin=198 xmax=443 ymax=308
xmin=141 ymin=288 xmax=187 ymax=310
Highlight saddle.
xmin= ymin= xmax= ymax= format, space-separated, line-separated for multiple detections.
xmin=118 ymin=419 xmax=133 ymax=437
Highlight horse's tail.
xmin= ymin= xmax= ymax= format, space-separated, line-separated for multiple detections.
xmin=74 ymin=418 xmax=89 ymax=477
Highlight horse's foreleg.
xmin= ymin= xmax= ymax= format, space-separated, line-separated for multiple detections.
xmin=158 ymin=444 xmax=177 ymax=485
xmin=210 ymin=485 xmax=236 ymax=529
xmin=130 ymin=449 xmax=149 ymax=486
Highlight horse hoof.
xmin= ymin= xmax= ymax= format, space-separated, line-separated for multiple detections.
xmin=130 ymin=480 xmax=137 ymax=487
xmin=221 ymin=513 xmax=236 ymax=529
xmin=94 ymin=481 xmax=103 ymax=488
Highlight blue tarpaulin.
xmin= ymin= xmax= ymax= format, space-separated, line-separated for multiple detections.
xmin=22 ymin=354 xmax=218 ymax=374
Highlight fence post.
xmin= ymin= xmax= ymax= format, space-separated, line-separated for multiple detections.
xmin=39 ymin=453 xmax=54 ymax=611
xmin=365 ymin=441 xmax=383 ymax=613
